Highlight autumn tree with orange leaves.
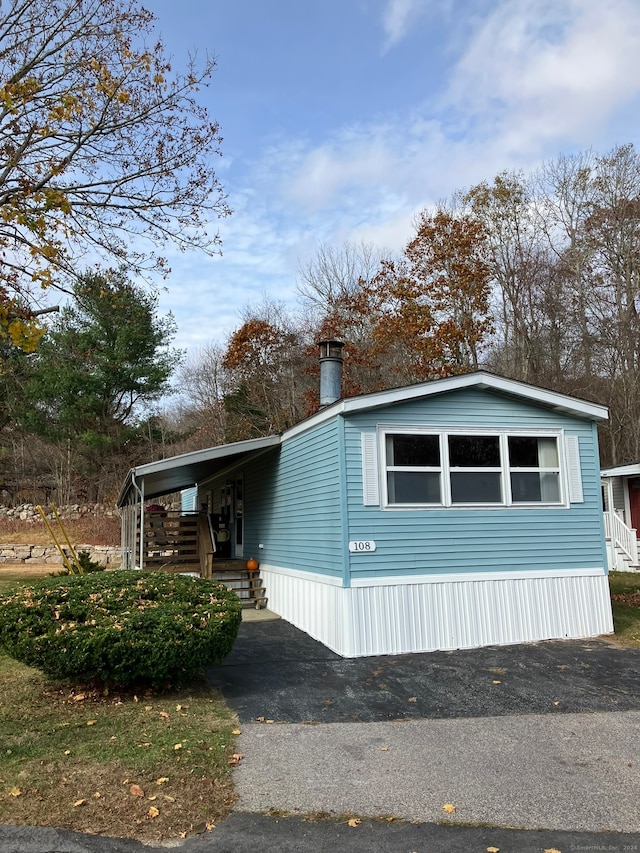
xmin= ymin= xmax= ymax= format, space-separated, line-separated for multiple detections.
xmin=221 ymin=304 xmax=310 ymax=438
xmin=369 ymin=209 xmax=494 ymax=382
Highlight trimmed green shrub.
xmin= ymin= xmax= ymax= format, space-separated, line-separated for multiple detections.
xmin=0 ymin=571 xmax=242 ymax=688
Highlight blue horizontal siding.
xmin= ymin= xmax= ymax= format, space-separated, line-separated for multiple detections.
xmin=343 ymin=388 xmax=607 ymax=579
xmin=244 ymin=421 xmax=343 ymax=577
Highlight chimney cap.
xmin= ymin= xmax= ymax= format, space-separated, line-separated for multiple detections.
xmin=318 ymin=340 xmax=344 ymax=360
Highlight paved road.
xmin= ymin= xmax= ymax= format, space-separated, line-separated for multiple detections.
xmin=2 ymin=618 xmax=640 ymax=851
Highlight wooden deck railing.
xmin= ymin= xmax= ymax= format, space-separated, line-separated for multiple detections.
xmin=143 ymin=511 xmax=200 ymax=573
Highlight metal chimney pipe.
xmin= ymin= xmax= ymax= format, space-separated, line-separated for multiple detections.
xmin=318 ymin=340 xmax=344 ymax=407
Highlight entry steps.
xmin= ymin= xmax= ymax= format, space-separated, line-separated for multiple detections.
xmin=210 ymin=560 xmax=268 ymax=609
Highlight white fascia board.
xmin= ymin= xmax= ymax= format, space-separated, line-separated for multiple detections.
xmin=601 ymin=462 xmax=640 ymax=478
xmin=132 ymin=434 xmax=281 ymax=477
xmin=349 ymin=566 xmax=607 ymax=587
xmin=283 ymin=372 xmax=608 ymax=441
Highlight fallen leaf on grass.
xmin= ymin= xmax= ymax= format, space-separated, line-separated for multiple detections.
xmin=155 ymin=777 xmax=169 ymax=785
xmin=64 ymin=750 xmax=71 ymax=755
xmin=347 ymin=818 xmax=361 ymax=827
xmin=86 ymin=720 xmax=97 ymax=726
xmin=73 ymin=799 xmax=85 ymax=807
xmin=442 ymin=803 xmax=456 ymax=814
xmin=173 ymin=743 xmax=183 ymax=751
xmin=9 ymin=787 xmax=21 ymax=797
xmin=232 ymin=729 xmax=241 ymax=735
xmin=159 ymin=711 xmax=170 ymax=719
xmin=73 ymin=694 xmax=86 ymax=702
xmin=163 ymin=795 xmax=176 ymax=803
xmin=228 ymin=753 xmax=244 ymax=766
xmin=129 ymin=784 xmax=145 ymax=798
xmin=148 ymin=806 xmax=160 ymax=818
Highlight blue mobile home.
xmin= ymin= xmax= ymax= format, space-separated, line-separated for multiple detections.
xmin=118 ymin=370 xmax=613 ymax=657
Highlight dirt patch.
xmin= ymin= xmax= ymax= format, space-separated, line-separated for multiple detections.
xmin=612 ymin=592 xmax=640 ymax=608
xmin=0 ymin=515 xmax=120 ymax=546
xmin=0 ymin=564 xmax=52 ymax=578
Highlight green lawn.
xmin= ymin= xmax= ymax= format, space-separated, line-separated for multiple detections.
xmin=608 ymin=570 xmax=640 ymax=647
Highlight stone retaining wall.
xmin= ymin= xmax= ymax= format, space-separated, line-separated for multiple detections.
xmin=0 ymin=504 xmax=121 ymax=521
xmin=0 ymin=544 xmax=122 ymax=567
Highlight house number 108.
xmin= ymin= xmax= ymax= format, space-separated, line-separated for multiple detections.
xmin=348 ymin=540 xmax=376 ymax=552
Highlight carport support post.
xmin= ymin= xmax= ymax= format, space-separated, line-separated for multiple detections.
xmin=132 ymin=472 xmax=145 ymax=571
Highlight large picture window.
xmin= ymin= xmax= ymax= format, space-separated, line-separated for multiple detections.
xmin=382 ymin=429 xmax=564 ymax=508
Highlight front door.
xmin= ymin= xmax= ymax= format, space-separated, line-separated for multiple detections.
xmin=233 ymin=477 xmax=243 ymax=558
xmin=629 ymin=478 xmax=640 ymax=531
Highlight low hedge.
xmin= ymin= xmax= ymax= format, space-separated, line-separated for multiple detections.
xmin=0 ymin=571 xmax=242 ymax=688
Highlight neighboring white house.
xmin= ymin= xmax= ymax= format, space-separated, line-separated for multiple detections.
xmin=601 ymin=463 xmax=640 ymax=573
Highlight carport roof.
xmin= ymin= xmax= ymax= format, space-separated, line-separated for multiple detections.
xmin=117 ymin=435 xmax=281 ymax=506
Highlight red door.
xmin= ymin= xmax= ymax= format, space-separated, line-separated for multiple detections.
xmin=629 ymin=478 xmax=640 ymax=531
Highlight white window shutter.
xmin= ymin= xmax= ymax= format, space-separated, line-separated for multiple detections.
xmin=565 ymin=435 xmax=584 ymax=503
xmin=361 ymin=432 xmax=380 ymax=506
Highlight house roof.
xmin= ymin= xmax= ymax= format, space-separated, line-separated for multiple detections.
xmin=117 ymin=435 xmax=281 ymax=506
xmin=283 ymin=370 xmax=609 ymax=439
xmin=117 ymin=372 xmax=608 ymax=506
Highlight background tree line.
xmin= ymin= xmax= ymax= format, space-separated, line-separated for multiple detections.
xmin=5 ymin=140 xmax=640 ymax=501
xmin=178 ymin=142 xmax=640 ymax=474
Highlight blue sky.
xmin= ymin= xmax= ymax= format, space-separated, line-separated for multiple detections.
xmin=142 ymin=0 xmax=640 ymax=353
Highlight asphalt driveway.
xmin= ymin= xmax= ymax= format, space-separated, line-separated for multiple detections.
xmin=206 ymin=618 xmax=640 ymax=722
xmin=206 ymin=619 xmax=640 ymax=840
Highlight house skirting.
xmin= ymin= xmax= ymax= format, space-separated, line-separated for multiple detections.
xmin=259 ymin=565 xmax=614 ymax=657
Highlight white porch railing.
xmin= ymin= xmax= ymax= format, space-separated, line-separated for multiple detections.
xmin=603 ymin=511 xmax=638 ymax=567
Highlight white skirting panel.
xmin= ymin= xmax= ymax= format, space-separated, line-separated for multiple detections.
xmin=260 ymin=566 xmax=614 ymax=658
xmin=260 ymin=566 xmax=347 ymax=654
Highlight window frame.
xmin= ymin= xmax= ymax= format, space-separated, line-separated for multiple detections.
xmin=379 ymin=426 xmax=567 ymax=509
xmin=385 ymin=432 xmax=444 ymax=506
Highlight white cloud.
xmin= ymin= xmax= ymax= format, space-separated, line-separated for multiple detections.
xmin=382 ymin=0 xmax=421 ymax=49
xmin=446 ymin=0 xmax=640 ymax=153
xmin=280 ymin=0 xmax=640 ymax=223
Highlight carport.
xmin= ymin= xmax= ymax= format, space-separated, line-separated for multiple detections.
xmin=116 ymin=435 xmax=281 ymax=573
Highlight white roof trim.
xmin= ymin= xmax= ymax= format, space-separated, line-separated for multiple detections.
xmin=601 ymin=462 xmax=640 ymax=478
xmin=130 ymin=435 xmax=281 ymax=477
xmin=117 ymin=435 xmax=281 ymax=505
xmin=283 ymin=371 xmax=608 ymax=440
